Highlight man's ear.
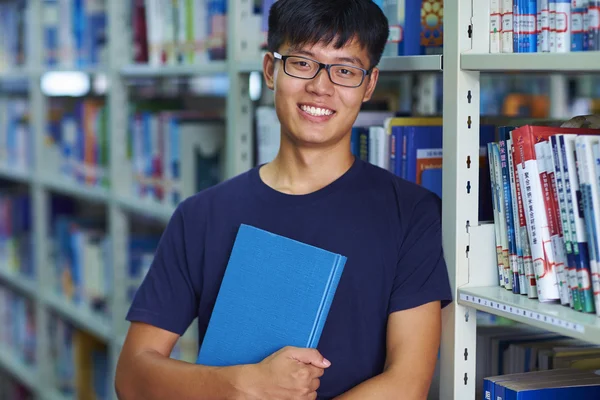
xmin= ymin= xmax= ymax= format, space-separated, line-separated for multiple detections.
xmin=362 ymin=67 xmax=380 ymax=103
xmin=263 ymin=52 xmax=276 ymax=91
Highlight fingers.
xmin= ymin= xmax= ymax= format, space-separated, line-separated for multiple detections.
xmin=287 ymin=347 xmax=331 ymax=368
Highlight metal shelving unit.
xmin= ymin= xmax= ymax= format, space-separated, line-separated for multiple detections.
xmin=439 ymin=1 xmax=600 ymax=399
xmin=2 ymin=0 xmax=599 ymax=399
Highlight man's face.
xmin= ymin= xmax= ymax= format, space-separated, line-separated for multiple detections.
xmin=264 ymin=38 xmax=379 ymax=149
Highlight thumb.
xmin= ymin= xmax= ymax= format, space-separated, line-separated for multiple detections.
xmin=289 ymin=348 xmax=331 ymax=368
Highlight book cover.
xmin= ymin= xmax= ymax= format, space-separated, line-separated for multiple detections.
xmin=196 ymin=224 xmax=347 ymax=367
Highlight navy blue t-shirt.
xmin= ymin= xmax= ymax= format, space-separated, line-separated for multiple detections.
xmin=126 ymin=158 xmax=453 ymax=398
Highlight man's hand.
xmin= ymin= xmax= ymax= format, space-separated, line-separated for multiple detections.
xmin=237 ymin=346 xmax=331 ymax=400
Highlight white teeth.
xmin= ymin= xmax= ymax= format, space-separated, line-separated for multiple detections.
xmin=301 ymin=105 xmax=333 ymax=117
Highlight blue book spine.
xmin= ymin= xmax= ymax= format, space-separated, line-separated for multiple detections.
xmin=499 ymin=136 xmax=519 ymax=294
xmin=506 ymin=383 xmax=600 ymax=399
xmin=583 ymin=0 xmax=590 ymax=50
xmin=401 ymin=0 xmax=422 ymax=55
xmin=559 ymin=136 xmax=589 ymax=311
xmin=514 ymin=0 xmax=521 ymax=51
xmin=521 ymin=0 xmax=538 ymax=51
xmin=589 ymin=0 xmax=600 ymax=49
xmin=571 ymin=1 xmax=586 ymax=51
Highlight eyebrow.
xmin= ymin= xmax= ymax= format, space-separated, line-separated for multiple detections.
xmin=287 ymin=48 xmax=365 ymax=68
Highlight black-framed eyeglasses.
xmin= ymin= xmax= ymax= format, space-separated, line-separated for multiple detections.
xmin=273 ymin=52 xmax=371 ymax=88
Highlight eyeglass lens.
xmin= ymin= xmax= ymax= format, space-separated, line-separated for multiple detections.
xmin=284 ymin=56 xmax=364 ymax=87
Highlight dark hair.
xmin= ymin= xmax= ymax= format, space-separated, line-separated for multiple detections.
xmin=267 ymin=0 xmax=390 ymax=69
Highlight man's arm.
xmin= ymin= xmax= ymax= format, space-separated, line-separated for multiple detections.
xmin=333 ymin=301 xmax=441 ymax=400
xmin=115 ymin=322 xmax=331 ymax=400
xmin=115 ymin=322 xmax=244 ymax=400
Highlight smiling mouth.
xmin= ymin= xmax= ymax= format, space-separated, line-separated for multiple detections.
xmin=299 ymin=104 xmax=336 ymax=117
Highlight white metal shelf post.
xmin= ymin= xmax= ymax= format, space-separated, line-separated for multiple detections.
xmin=226 ymin=0 xmax=257 ymax=179
xmin=107 ymin=0 xmax=132 ymax=397
xmin=28 ymin=0 xmax=53 ymax=395
xmin=439 ymin=0 xmax=483 ymax=398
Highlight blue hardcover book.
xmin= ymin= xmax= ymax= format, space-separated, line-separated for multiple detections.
xmin=196 ymin=224 xmax=347 ymax=367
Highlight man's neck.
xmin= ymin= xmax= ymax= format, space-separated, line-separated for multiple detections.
xmin=259 ymin=139 xmax=355 ymax=196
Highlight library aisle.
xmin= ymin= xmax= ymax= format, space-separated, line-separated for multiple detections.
xmin=1 ymin=0 xmax=600 ymax=399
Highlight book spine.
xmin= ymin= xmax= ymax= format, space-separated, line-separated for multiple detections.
xmin=490 ymin=142 xmax=506 ymax=287
xmin=503 ymin=0 xmax=515 ymax=51
xmin=512 ymin=133 xmax=537 ymax=298
xmin=583 ymin=142 xmax=600 ymax=316
xmin=535 ymin=141 xmax=569 ymax=305
xmin=492 ymin=142 xmax=511 ymax=288
xmin=583 ymin=0 xmax=590 ymax=50
xmin=551 ymin=135 xmax=582 ymax=310
xmin=561 ymin=135 xmax=595 ymax=312
xmin=522 ymin=0 xmax=539 ymax=51
xmin=492 ymin=0 xmax=502 ymax=52
xmin=555 ymin=0 xmax=572 ymax=51
xmin=590 ymin=1 xmax=600 ymax=50
xmin=514 ymin=128 xmax=560 ymax=301
xmin=550 ymin=0 xmax=557 ymax=50
xmin=539 ymin=0 xmax=551 ymax=50
xmin=307 ymin=255 xmax=346 ymax=348
xmin=545 ymin=141 xmax=572 ymax=305
xmin=508 ymin=139 xmax=528 ymax=294
xmin=501 ymin=138 xmax=519 ymax=292
xmin=571 ymin=0 xmax=586 ymax=51
xmin=574 ymin=136 xmax=600 ymax=315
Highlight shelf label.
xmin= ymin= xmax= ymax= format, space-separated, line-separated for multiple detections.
xmin=459 ymin=293 xmax=585 ymax=333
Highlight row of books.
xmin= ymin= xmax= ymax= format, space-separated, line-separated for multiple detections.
xmin=48 ymin=313 xmax=110 ymax=399
xmin=0 ymin=285 xmax=36 ymax=368
xmin=46 ymin=98 xmax=110 ymax=190
xmin=349 ymin=114 xmax=495 ymax=222
xmin=0 ymin=0 xmax=26 ymax=73
xmin=258 ymin=1 xmax=444 ymax=58
xmin=489 ymin=0 xmax=600 ymax=53
xmin=0 ymin=191 xmax=33 ymax=280
xmin=43 ymin=0 xmax=107 ymax=68
xmin=132 ymin=0 xmax=227 ymax=65
xmin=126 ymin=107 xmax=225 ymax=208
xmin=52 ymin=213 xmax=112 ymax=318
xmin=487 ymin=115 xmax=600 ymax=315
xmin=0 ymin=374 xmax=32 ymax=400
xmin=478 ymin=325 xmax=600 ymax=399
xmin=0 ymin=99 xmax=30 ymax=174
xmin=376 ymin=0 xmax=444 ymax=57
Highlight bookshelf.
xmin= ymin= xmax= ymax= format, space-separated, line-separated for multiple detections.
xmin=0 ymin=0 xmax=598 ymax=400
xmin=441 ymin=1 xmax=600 ymax=399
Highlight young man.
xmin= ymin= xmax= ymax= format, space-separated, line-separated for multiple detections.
xmin=115 ymin=0 xmax=453 ymax=399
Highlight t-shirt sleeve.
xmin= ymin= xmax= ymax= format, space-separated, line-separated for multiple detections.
xmin=126 ymin=205 xmax=199 ymax=335
xmin=388 ymin=192 xmax=453 ymax=314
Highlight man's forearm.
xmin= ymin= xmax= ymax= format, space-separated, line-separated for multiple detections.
xmin=332 ymin=368 xmax=431 ymax=400
xmin=115 ymin=350 xmax=247 ymax=400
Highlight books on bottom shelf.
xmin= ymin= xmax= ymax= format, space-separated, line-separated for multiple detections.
xmin=486 ymin=117 xmax=600 ymax=317
xmin=477 ymin=324 xmax=600 ymax=400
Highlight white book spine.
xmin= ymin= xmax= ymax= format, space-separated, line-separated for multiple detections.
xmin=518 ymin=153 xmax=561 ymax=302
xmin=502 ymin=0 xmax=515 ymax=52
xmin=577 ymin=136 xmax=600 ymax=316
xmin=555 ymin=0 xmax=572 ymax=52
xmin=491 ymin=0 xmax=502 ymax=52
xmin=539 ymin=141 xmax=570 ymax=305
xmin=539 ymin=0 xmax=551 ymax=51
xmin=551 ymin=135 xmax=579 ymax=307
xmin=550 ymin=0 xmax=557 ymax=51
